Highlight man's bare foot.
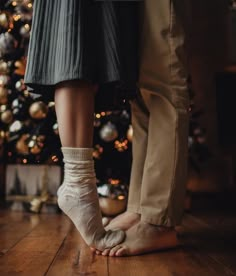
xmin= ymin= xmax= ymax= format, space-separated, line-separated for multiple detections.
xmin=100 ymin=221 xmax=179 ymax=257
xmin=103 ymin=211 xmax=141 ymax=231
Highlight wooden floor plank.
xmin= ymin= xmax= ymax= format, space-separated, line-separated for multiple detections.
xmin=46 ymin=227 xmax=108 ymax=276
xmin=191 ymin=210 xmax=236 ymax=232
xmin=108 ymin=245 xmax=234 ymax=276
xmin=1 ymin=209 xmax=236 ymax=276
xmin=0 ymin=214 xmax=71 ymax=276
xmin=0 ymin=212 xmax=40 ymax=255
xmin=108 ymin=212 xmax=236 ymax=276
xmin=178 ymin=213 xmax=236 ymax=275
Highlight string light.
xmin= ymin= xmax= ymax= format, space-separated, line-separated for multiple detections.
xmin=24 ymin=23 xmax=30 ymax=31
xmin=109 ymin=179 xmax=120 ymax=185
xmin=51 ymin=155 xmax=58 ymax=162
xmin=13 ymin=14 xmax=21 ymax=21
xmin=118 ymin=195 xmax=125 ymax=200
xmin=93 ymin=144 xmax=103 ymax=159
xmin=114 ymin=139 xmax=128 ymax=152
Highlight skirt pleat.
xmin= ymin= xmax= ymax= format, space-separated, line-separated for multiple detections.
xmin=24 ymin=0 xmax=139 ymax=109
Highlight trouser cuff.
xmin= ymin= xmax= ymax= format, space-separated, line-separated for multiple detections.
xmin=140 ymin=208 xmax=183 ymax=227
xmin=127 ymin=204 xmax=141 ymax=214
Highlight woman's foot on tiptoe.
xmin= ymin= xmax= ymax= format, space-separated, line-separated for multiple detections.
xmin=58 ymin=147 xmax=125 ymax=251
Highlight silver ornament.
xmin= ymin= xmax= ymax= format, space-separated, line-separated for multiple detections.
xmin=9 ymin=120 xmax=23 ymax=133
xmin=20 ymin=24 xmax=30 ymax=38
xmin=0 ymin=32 xmax=17 ymax=58
xmin=99 ymin=121 xmax=118 ymax=142
xmin=53 ymin=122 xmax=59 ymax=135
xmin=0 ymin=74 xmax=10 ymax=86
xmin=15 ymin=79 xmax=26 ymax=91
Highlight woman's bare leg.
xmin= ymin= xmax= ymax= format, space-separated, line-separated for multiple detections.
xmin=55 ymin=80 xmax=96 ymax=148
xmin=55 ymin=80 xmax=96 ymax=198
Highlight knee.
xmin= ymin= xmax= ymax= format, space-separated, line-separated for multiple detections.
xmin=56 ymin=79 xmax=97 ymax=90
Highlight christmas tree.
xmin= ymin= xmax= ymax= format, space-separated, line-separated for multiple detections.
xmin=0 ymin=1 xmax=211 ymax=212
xmin=0 ymin=0 xmax=131 ymax=203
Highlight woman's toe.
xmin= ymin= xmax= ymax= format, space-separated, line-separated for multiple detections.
xmin=102 ymin=248 xmax=110 ymax=256
xmin=96 ymin=250 xmax=101 ymax=255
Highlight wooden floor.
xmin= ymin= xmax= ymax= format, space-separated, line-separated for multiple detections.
xmin=1 ymin=203 xmax=236 ymax=276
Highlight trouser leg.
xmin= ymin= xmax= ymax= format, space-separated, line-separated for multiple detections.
xmin=127 ymin=92 xmax=149 ymax=214
xmin=139 ymin=89 xmax=190 ymax=227
xmin=138 ymin=0 xmax=190 ymax=226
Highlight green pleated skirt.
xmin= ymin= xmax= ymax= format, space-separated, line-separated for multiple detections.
xmin=24 ymin=0 xmax=139 ymax=110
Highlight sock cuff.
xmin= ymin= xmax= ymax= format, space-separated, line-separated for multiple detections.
xmin=61 ymin=147 xmax=93 ymax=161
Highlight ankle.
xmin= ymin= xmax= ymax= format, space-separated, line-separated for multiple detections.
xmin=61 ymin=147 xmax=93 ymax=161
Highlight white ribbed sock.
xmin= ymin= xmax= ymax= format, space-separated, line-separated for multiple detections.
xmin=57 ymin=147 xmax=125 ymax=250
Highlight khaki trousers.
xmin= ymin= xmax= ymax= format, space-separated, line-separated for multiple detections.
xmin=127 ymin=0 xmax=190 ymax=227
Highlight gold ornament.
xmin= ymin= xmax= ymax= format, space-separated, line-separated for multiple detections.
xmin=127 ymin=124 xmax=133 ymax=142
xmin=0 ymin=12 xmax=10 ymax=29
xmin=0 ymin=130 xmax=5 ymax=146
xmin=97 ymin=181 xmax=128 ymax=216
xmin=99 ymin=197 xmax=127 ymax=216
xmin=0 ymin=74 xmax=10 ymax=86
xmin=28 ymin=134 xmax=45 ymax=154
xmin=16 ymin=134 xmax=30 ymax=154
xmin=0 ymin=87 xmax=8 ymax=104
xmin=0 ymin=60 xmax=10 ymax=74
xmin=23 ymin=90 xmax=30 ymax=98
xmin=14 ymin=58 xmax=26 ymax=75
xmin=29 ymin=101 xmax=48 ymax=119
xmin=1 ymin=109 xmax=13 ymax=124
xmin=0 ymin=104 xmax=7 ymax=112
xmin=30 ymin=144 xmax=42 ymax=154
